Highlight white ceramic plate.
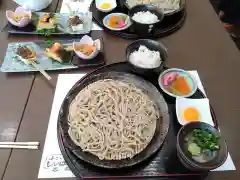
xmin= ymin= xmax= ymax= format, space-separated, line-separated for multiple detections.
xmin=176 ymin=97 xmax=214 ymax=126
xmin=103 ymin=13 xmax=131 ymax=31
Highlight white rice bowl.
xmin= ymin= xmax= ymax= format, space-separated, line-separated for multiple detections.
xmin=129 ymin=45 xmax=162 ymax=68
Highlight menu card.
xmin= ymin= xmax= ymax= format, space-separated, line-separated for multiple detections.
xmin=60 ymin=0 xmax=102 ymax=30
xmin=38 ymin=72 xmax=235 ymax=179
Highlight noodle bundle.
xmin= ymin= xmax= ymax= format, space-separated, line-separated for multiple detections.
xmin=68 ymin=79 xmax=160 ymax=160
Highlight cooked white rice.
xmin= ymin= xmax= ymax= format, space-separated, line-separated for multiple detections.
xmin=129 ymin=45 xmax=162 ymax=68
xmin=132 ymin=11 xmax=159 ymax=24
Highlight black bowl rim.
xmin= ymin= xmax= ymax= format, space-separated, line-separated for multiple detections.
xmin=128 ymin=4 xmax=164 ymax=25
xmin=126 ymin=39 xmax=168 ymax=70
xmin=124 ymin=0 xmax=185 ymax=16
xmin=176 ymin=122 xmax=228 ymax=170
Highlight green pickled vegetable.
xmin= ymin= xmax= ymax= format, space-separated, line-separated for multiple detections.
xmin=188 ymin=143 xmax=201 ymax=156
xmin=192 ymin=129 xmax=220 ymax=151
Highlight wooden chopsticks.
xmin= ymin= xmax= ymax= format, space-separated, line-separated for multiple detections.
xmin=0 ymin=142 xmax=39 ymax=149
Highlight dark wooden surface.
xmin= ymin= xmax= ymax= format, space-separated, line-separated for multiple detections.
xmin=0 ymin=0 xmax=60 ymax=179
xmin=0 ymin=0 xmax=240 ymax=180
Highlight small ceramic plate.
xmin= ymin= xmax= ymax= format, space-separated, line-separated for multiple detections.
xmin=158 ymin=68 xmax=197 ymax=98
xmin=96 ymin=0 xmax=117 ymax=12
xmin=103 ymin=13 xmax=131 ymax=31
xmin=6 ymin=6 xmax=32 ymax=27
xmin=176 ymin=97 xmax=214 ymax=126
xmin=73 ymin=35 xmax=101 ymax=60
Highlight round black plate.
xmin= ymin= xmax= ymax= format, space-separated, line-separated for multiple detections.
xmin=57 ymin=62 xmax=218 ymax=178
xmin=90 ymin=0 xmax=186 ymax=39
xmin=58 ymin=71 xmax=170 ymax=169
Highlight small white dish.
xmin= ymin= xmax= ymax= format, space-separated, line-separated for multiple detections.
xmin=95 ymin=0 xmax=117 ymax=13
xmin=176 ymin=97 xmax=214 ymax=126
xmin=103 ymin=13 xmax=131 ymax=31
xmin=73 ymin=35 xmax=101 ymax=60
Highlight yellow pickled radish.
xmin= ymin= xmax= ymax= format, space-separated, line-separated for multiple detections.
xmin=100 ymin=2 xmax=112 ymax=9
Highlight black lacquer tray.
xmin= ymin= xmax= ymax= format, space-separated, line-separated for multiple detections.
xmin=90 ymin=0 xmax=186 ymax=39
xmin=57 ymin=62 xmax=217 ymax=179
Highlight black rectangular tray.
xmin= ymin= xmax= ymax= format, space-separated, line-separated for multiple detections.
xmin=57 ymin=62 xmax=217 ymax=179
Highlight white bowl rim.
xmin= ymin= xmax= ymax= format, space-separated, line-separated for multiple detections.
xmin=158 ymin=68 xmax=198 ymax=98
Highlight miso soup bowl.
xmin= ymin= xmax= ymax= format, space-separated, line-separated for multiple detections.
xmin=177 ymin=122 xmax=228 ymax=171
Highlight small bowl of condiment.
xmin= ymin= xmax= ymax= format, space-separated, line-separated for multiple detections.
xmin=73 ymin=35 xmax=101 ymax=60
xmin=177 ymin=122 xmax=228 ymax=171
xmin=6 ymin=6 xmax=32 ymax=27
xmin=103 ymin=13 xmax=131 ymax=31
xmin=126 ymin=39 xmax=167 ymax=78
xmin=158 ymin=68 xmax=198 ymax=98
xmin=96 ymin=0 xmax=117 ymax=13
xmin=128 ymin=4 xmax=164 ymax=36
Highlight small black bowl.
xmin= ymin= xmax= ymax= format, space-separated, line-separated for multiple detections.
xmin=177 ymin=122 xmax=228 ymax=171
xmin=128 ymin=4 xmax=164 ymax=36
xmin=126 ymin=39 xmax=167 ymax=78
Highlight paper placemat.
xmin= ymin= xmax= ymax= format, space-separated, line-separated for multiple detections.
xmin=60 ymin=0 xmax=103 ymax=30
xmin=38 ymin=71 xmax=235 ymax=179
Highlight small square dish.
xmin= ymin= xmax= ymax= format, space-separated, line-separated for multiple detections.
xmin=176 ymin=97 xmax=214 ymax=126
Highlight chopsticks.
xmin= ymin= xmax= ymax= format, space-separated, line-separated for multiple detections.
xmin=0 ymin=142 xmax=39 ymax=149
xmin=31 ymin=62 xmax=51 ymax=80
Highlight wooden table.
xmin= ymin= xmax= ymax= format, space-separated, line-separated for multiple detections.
xmin=0 ymin=0 xmax=60 ymax=179
xmin=0 ymin=0 xmax=240 ymax=179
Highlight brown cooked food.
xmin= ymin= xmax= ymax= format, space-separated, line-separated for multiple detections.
xmin=16 ymin=46 xmax=36 ymax=59
xmin=68 ymin=16 xmax=83 ymax=26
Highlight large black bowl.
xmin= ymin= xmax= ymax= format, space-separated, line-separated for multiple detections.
xmin=129 ymin=4 xmax=164 ymax=36
xmin=58 ymin=71 xmax=170 ymax=169
xmin=177 ymin=122 xmax=228 ymax=171
xmin=126 ymin=39 xmax=167 ymax=79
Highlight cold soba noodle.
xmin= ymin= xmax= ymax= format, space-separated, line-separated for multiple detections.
xmin=68 ymin=79 xmax=160 ymax=160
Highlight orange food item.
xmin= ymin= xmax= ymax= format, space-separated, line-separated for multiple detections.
xmin=40 ymin=14 xmax=50 ymax=22
xmin=50 ymin=42 xmax=62 ymax=52
xmin=171 ymin=76 xmax=191 ymax=95
xmin=184 ymin=107 xmax=199 ymax=122
xmin=75 ymin=44 xmax=96 ymax=56
xmin=109 ymin=16 xmax=119 ymax=28
xmin=109 ymin=16 xmax=117 ymax=24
